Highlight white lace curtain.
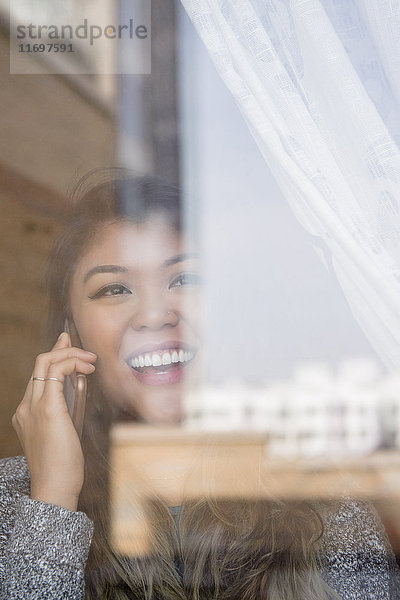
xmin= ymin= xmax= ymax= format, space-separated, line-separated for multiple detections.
xmin=180 ymin=0 xmax=400 ymax=372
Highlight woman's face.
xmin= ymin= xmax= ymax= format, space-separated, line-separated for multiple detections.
xmin=69 ymin=217 xmax=201 ymax=424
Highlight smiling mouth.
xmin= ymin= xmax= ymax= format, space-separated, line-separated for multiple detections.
xmin=127 ymin=348 xmax=196 ymax=373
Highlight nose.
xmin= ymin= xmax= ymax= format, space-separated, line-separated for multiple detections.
xmin=130 ymin=293 xmax=179 ymax=331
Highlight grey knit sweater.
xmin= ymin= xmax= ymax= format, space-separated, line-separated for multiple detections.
xmin=1 ymin=455 xmax=400 ymax=599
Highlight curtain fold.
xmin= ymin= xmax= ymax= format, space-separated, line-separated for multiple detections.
xmin=180 ymin=0 xmax=400 ymax=371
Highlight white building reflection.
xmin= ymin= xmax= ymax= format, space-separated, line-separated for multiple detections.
xmin=185 ymin=357 xmax=400 ymax=459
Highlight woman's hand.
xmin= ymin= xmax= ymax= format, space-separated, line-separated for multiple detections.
xmin=12 ymin=331 xmax=97 ymax=511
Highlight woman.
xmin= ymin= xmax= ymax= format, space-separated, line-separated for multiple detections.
xmin=0 ymin=169 xmax=399 ymax=599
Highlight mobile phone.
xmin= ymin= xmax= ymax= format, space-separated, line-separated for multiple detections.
xmin=64 ymin=319 xmax=87 ymax=439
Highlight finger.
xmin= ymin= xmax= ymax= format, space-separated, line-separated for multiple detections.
xmin=47 ymin=357 xmax=96 ymax=379
xmin=30 ymin=348 xmax=96 ymax=402
xmin=33 ymin=347 xmax=96 ymax=377
xmin=52 ymin=331 xmax=70 ymax=351
xmin=31 ymin=357 xmax=95 ymax=409
xmin=14 ymin=353 xmax=94 ymax=434
xmin=25 ymin=339 xmax=74 ymax=399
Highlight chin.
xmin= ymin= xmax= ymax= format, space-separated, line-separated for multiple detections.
xmin=116 ymin=387 xmax=182 ymax=426
xmin=141 ymin=399 xmax=183 ymax=425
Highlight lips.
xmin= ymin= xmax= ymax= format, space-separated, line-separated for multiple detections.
xmin=126 ymin=342 xmax=197 ymax=386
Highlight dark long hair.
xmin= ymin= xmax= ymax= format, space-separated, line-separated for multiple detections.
xmin=44 ymin=168 xmax=340 ymax=599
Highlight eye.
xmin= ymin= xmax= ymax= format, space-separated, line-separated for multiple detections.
xmin=89 ymin=283 xmax=132 ymax=299
xmin=169 ymin=273 xmax=202 ymax=289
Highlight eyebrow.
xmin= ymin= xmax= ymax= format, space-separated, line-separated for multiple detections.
xmin=83 ymin=265 xmax=128 ymax=284
xmin=83 ymin=253 xmax=199 ymax=284
xmin=162 ymin=252 xmax=199 ymax=268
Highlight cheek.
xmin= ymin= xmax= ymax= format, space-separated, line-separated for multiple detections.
xmin=74 ymin=309 xmax=123 ymax=358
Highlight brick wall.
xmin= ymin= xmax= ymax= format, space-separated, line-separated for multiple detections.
xmin=0 ymin=29 xmax=116 ymax=457
xmin=0 ymin=173 xmax=62 ymax=456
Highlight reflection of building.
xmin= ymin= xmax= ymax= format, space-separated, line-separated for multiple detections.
xmin=0 ymin=10 xmax=116 ymax=457
xmin=1 ymin=0 xmax=116 ymax=104
xmin=185 ymin=358 xmax=400 ymax=458
xmin=0 ymin=0 xmax=180 ymax=458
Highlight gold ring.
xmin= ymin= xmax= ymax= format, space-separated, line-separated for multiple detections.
xmin=31 ymin=376 xmax=46 ymax=381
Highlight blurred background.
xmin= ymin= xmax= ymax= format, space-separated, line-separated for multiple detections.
xmin=1 ymin=2 xmax=400 ymax=553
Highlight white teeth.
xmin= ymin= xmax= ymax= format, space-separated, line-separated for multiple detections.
xmin=162 ymin=352 xmax=172 ymax=365
xmin=152 ymin=353 xmax=161 ymax=367
xmin=129 ymin=349 xmax=195 ymax=368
